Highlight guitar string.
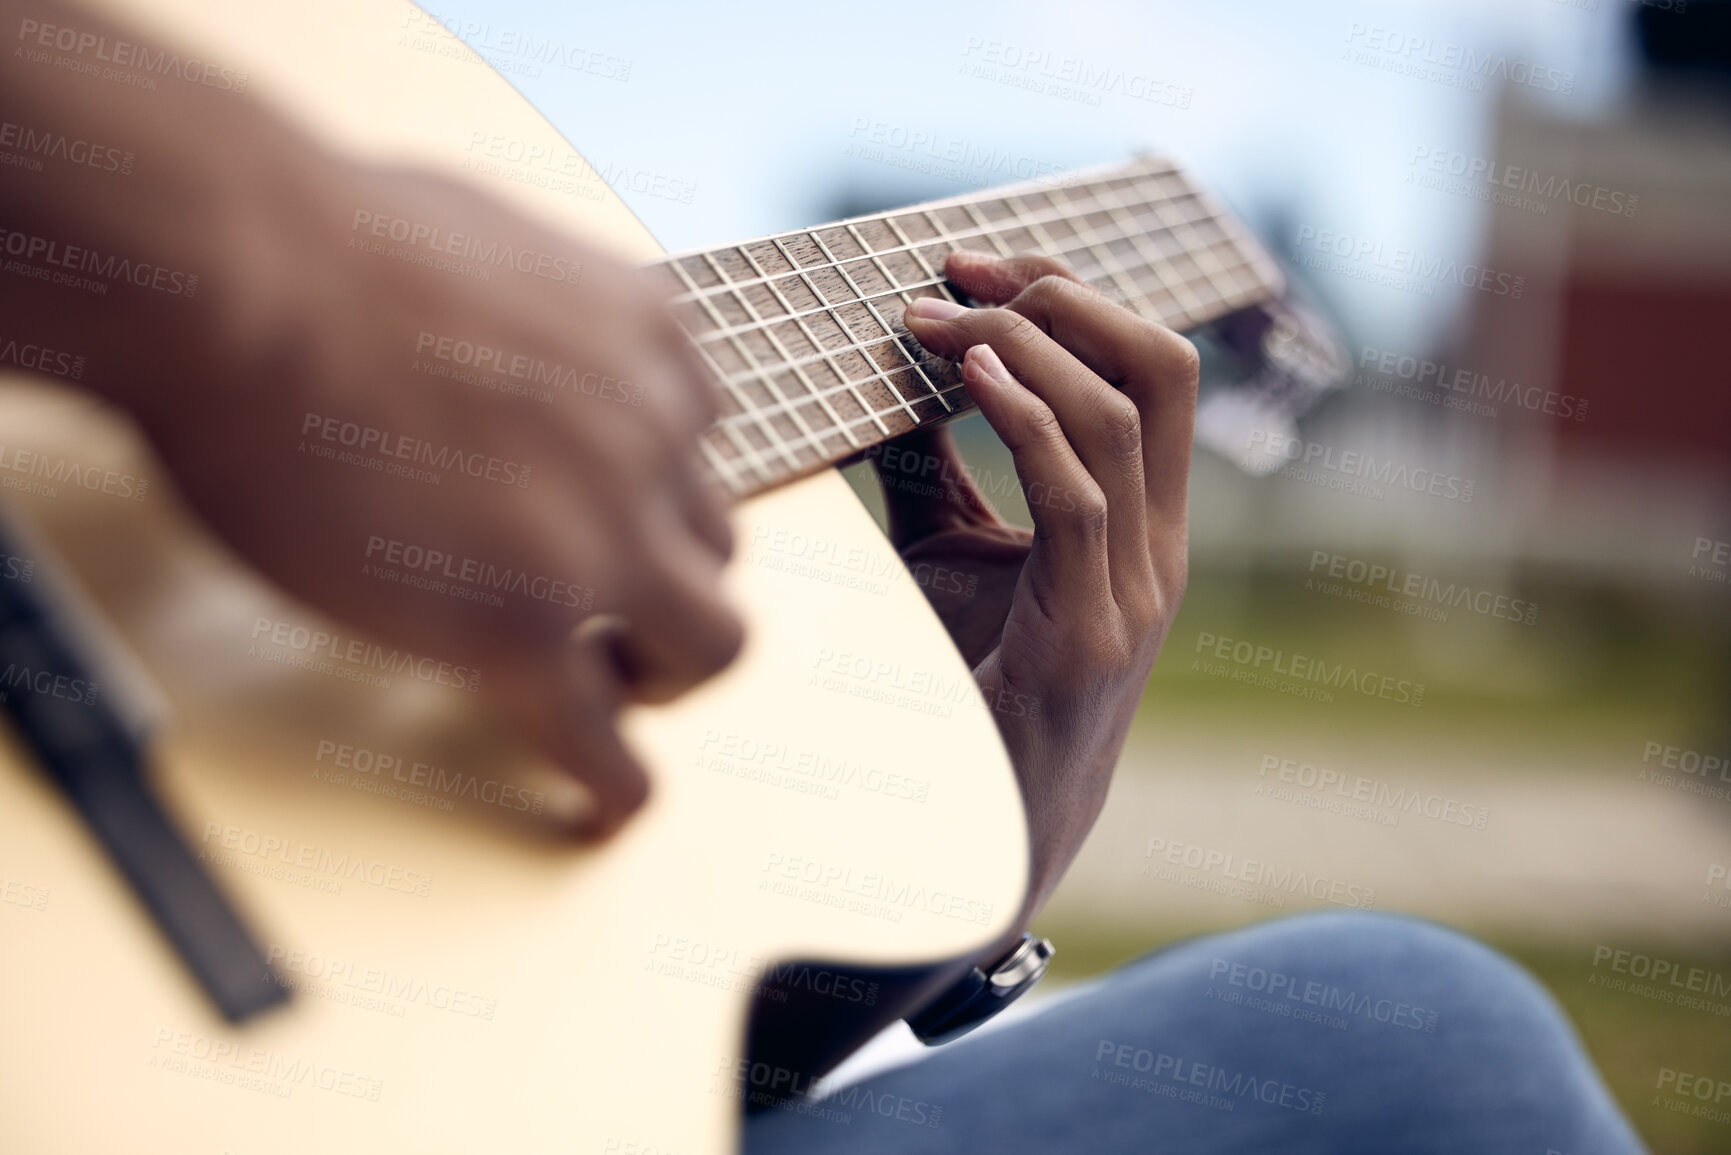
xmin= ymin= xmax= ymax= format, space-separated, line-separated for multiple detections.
xmin=665 ymin=170 xmax=1212 ymax=343
xmin=656 ymin=153 xmax=1180 ymax=304
xmin=699 ymin=180 xmax=1269 ymax=485
xmin=696 ymin=180 xmax=1237 ymax=442
xmin=693 ymin=201 xmax=1232 ymax=399
xmin=701 ymin=188 xmax=1272 ymax=490
xmin=679 ymin=176 xmax=1214 ymax=393
xmin=707 ymin=229 xmax=1259 ymax=488
xmin=702 ymin=197 xmax=1270 ymax=489
xmin=720 ymin=241 xmax=876 ymax=450
xmin=685 ymin=179 xmax=1166 ymax=489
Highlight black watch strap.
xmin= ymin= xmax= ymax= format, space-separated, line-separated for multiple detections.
xmin=906 ymin=935 xmax=1054 ymax=1046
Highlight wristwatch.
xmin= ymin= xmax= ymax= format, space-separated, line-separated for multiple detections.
xmin=906 ymin=935 xmax=1055 ymax=1046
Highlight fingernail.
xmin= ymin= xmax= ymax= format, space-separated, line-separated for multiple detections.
xmin=967 ymin=343 xmax=1014 ymax=387
xmin=947 ymin=250 xmax=996 ymax=272
xmin=907 ymin=296 xmax=968 ymax=321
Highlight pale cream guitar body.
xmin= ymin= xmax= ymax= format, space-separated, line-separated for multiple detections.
xmin=0 ymin=3 xmax=1027 ymax=1152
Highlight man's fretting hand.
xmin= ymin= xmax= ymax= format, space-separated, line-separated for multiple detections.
xmin=893 ymin=250 xmax=1199 ymax=925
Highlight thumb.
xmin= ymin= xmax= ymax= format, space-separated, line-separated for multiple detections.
xmin=870 ymin=426 xmax=997 ymax=551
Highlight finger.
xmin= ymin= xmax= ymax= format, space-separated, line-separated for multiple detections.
xmin=905 ymin=297 xmax=1150 ymax=587
xmin=942 ymin=261 xmax=1199 ymax=529
xmin=612 ymin=523 xmax=745 ymax=703
xmin=871 ymin=426 xmax=998 ymax=551
xmin=662 ymin=314 xmax=725 ymax=431
xmin=958 ymin=343 xmax=1111 ymax=613
xmin=636 ymin=329 xmax=721 ymax=442
xmin=674 ymin=464 xmax=735 ymax=559
xmin=506 ymin=637 xmax=649 ymax=840
xmin=944 ymin=250 xmax=1083 ymax=306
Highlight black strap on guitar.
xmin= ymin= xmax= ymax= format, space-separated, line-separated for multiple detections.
xmin=0 ymin=519 xmax=287 ymax=1022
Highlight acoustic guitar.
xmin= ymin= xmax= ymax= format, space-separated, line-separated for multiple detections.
xmin=0 ymin=1 xmax=1331 ymax=1151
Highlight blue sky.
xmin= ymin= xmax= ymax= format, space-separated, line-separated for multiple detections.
xmin=419 ymin=0 xmax=1637 ymax=352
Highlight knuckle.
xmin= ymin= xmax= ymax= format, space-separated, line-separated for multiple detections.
xmin=1069 ymin=485 xmax=1109 ymax=540
xmin=1121 ymin=604 xmax=1157 ymax=647
xmin=1161 ymin=330 xmax=1202 ymax=388
xmin=1103 ymin=396 xmax=1142 ymax=457
xmin=1024 ymin=273 xmax=1071 ymax=303
xmin=1019 ymin=274 xmax=1083 ymax=315
xmin=988 ymin=308 xmax=1044 ymax=354
xmin=1075 ymin=623 xmax=1134 ymax=676
xmin=1019 ymin=399 xmax=1064 ymax=445
xmin=1017 ymin=254 xmax=1077 ymax=281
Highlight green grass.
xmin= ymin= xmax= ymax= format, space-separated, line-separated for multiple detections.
xmin=1148 ymin=563 xmax=1730 ymax=736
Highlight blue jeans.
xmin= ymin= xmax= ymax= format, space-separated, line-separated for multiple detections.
xmin=743 ymin=913 xmax=1646 ymax=1153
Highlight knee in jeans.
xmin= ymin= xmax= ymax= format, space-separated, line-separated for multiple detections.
xmin=1268 ymin=911 xmax=1556 ymax=1023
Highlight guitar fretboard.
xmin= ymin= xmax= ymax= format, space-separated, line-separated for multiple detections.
xmin=642 ymin=156 xmax=1284 ymax=497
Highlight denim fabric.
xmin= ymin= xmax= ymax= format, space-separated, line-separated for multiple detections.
xmin=743 ymin=912 xmax=1646 ymax=1154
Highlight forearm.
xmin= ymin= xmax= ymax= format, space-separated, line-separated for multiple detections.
xmin=0 ymin=0 xmax=319 ymax=420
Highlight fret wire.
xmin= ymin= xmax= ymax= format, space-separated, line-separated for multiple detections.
xmin=1002 ymin=193 xmax=1068 ymax=289
xmin=711 ymin=280 xmax=954 ymax=423
xmin=915 ymin=209 xmax=958 ymax=262
xmin=1145 ymin=177 xmax=1212 ymax=317
xmin=666 ymin=175 xmax=1196 ymax=309
xmin=742 ymin=199 xmax=985 ymax=436
xmin=1112 ymin=174 xmax=1218 ymax=318
xmin=716 ymin=258 xmax=1250 ymax=473
xmin=665 ymin=257 xmax=783 ymax=485
xmin=805 ymin=225 xmax=952 ymax=417
xmin=773 ymin=234 xmax=920 ymax=427
xmin=682 ymin=190 xmax=1192 ymax=336
xmin=844 ymin=211 xmax=969 ymax=420
xmin=730 ymin=241 xmax=865 ymax=451
xmin=1178 ymin=236 xmax=1234 ymax=314
xmin=1095 ymin=179 xmax=1206 ymax=317
xmin=739 ymin=241 xmax=891 ymax=441
xmin=712 ymin=218 xmax=1250 ymax=441
xmin=659 ymin=152 xmax=1175 ymax=290
xmin=713 ymin=316 xmax=1235 ymax=476
xmin=712 ymin=276 xmax=1163 ymax=468
xmin=765 ymin=234 xmax=906 ymax=434
xmin=697 ymin=432 xmax=746 ymax=496
xmin=720 ymin=236 xmax=1256 ymax=481
xmin=699 ymin=247 xmax=831 ymax=467
xmin=960 ymin=200 xmax=1017 ymax=259
xmin=843 ymin=220 xmax=921 ymax=314
xmin=840 ymin=216 xmax=957 ymax=417
xmin=1093 ymin=173 xmax=1204 ymax=303
xmin=1046 ymin=181 xmax=1146 ymax=307
xmin=720 ymin=368 xmax=992 ymax=479
xmin=883 ymin=212 xmax=946 ymax=286
xmin=679 ymin=159 xmax=1283 ymax=485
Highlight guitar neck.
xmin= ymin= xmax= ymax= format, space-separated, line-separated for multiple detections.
xmin=642 ymin=155 xmax=1285 ymax=498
